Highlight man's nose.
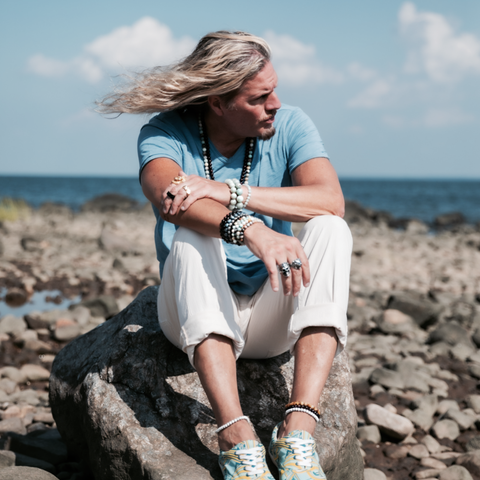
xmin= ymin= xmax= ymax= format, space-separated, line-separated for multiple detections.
xmin=266 ymin=91 xmax=281 ymax=112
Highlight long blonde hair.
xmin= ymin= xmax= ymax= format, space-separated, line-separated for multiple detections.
xmin=96 ymin=31 xmax=271 ymax=114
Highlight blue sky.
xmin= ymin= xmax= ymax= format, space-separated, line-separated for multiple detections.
xmin=1 ymin=1 xmax=479 ymax=177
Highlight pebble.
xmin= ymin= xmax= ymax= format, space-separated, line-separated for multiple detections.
xmin=384 ymin=445 xmax=409 ymax=459
xmin=438 ymin=465 xmax=473 ymax=480
xmin=456 ymin=450 xmax=480 ymax=477
xmin=0 ymin=314 xmax=27 ymax=337
xmin=444 ymin=408 xmax=475 ymax=430
xmin=408 ymin=444 xmax=430 ymax=459
xmin=420 ymin=457 xmax=447 ymax=470
xmin=0 ymin=366 xmax=28 ymax=384
xmin=357 ymin=425 xmax=381 ymax=443
xmin=369 ymin=368 xmax=405 ymax=390
xmin=0 ymin=466 xmax=58 ymax=480
xmin=450 ymin=343 xmax=475 ymax=362
xmin=20 ymin=364 xmax=50 ymax=382
xmin=363 ymin=468 xmax=387 ymax=480
xmin=0 ymin=417 xmax=27 ymax=435
xmin=421 ymin=435 xmax=442 ymax=454
xmin=415 ymin=469 xmax=441 ymax=479
xmin=0 ymin=450 xmax=15 ymax=467
xmin=437 ymin=400 xmax=460 ymax=415
xmin=54 ymin=318 xmax=80 ymax=341
xmin=466 ymin=394 xmax=480 ymax=414
xmin=364 ymin=403 xmax=414 ymax=440
xmin=431 ymin=419 xmax=461 ymax=441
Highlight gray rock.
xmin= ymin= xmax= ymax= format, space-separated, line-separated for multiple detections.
xmin=451 ymin=343 xmax=475 ymax=362
xmin=14 ymin=453 xmax=56 ymax=473
xmin=428 ymin=322 xmax=472 ymax=347
xmin=54 ymin=319 xmax=80 ymax=341
xmin=0 ymin=467 xmax=58 ymax=480
xmin=421 ymin=434 xmax=442 ymax=454
xmin=0 ymin=417 xmax=27 ymax=435
xmin=50 ymin=287 xmax=363 ymax=480
xmin=369 ymin=368 xmax=405 ymax=390
xmin=445 ymin=409 xmax=475 ymax=430
xmin=9 ymin=389 xmax=42 ymax=406
xmin=24 ymin=310 xmax=73 ymax=330
xmin=437 ymin=400 xmax=459 ymax=415
xmin=387 ymin=292 xmax=441 ymax=328
xmin=411 ymin=395 xmax=438 ymax=418
xmin=432 ymin=419 xmax=460 ymax=441
xmin=8 ymin=432 xmax=68 ymax=465
xmin=20 ymin=364 xmax=50 ymax=382
xmin=20 ymin=237 xmax=46 ymax=252
xmin=0 ymin=366 xmax=27 ymax=385
xmin=363 ymin=468 xmax=387 ymax=480
xmin=0 ymin=315 xmax=27 ymax=337
xmin=469 ymin=364 xmax=480 ymax=379
xmin=0 ymin=450 xmax=15 ymax=468
xmin=447 ymin=300 xmax=477 ymax=329
xmin=76 ymin=295 xmax=119 ymax=319
xmin=465 ymin=436 xmax=480 ymax=452
xmin=403 ymin=408 xmax=434 ymax=431
xmin=81 ymin=193 xmax=139 ymax=213
xmin=434 ymin=211 xmax=465 ymax=228
xmin=408 ymin=444 xmax=429 ymax=459
xmin=439 ymin=465 xmax=473 ymax=480
xmin=466 ymin=395 xmax=480 ymax=414
xmin=472 ymin=328 xmax=480 ymax=348
xmin=364 ymin=404 xmax=414 ymax=440
xmin=357 ymin=425 xmax=381 ymax=444
xmin=0 ymin=378 xmax=17 ymax=395
xmin=456 ymin=450 xmax=480 ymax=477
xmin=376 ymin=309 xmax=417 ymax=335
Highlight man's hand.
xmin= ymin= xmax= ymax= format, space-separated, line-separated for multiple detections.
xmin=163 ymin=171 xmax=230 ymax=216
xmin=243 ymin=223 xmax=310 ymax=296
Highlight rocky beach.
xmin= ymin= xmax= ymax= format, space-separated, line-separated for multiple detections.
xmin=1 ymin=195 xmax=480 ymax=479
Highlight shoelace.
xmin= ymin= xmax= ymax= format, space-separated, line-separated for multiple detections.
xmin=237 ymin=446 xmax=266 ymax=477
xmin=285 ymin=437 xmax=315 ymax=469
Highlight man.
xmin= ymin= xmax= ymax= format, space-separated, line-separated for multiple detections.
xmin=99 ymin=30 xmax=352 ymax=480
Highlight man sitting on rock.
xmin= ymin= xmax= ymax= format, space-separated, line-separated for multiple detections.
xmin=98 ymin=30 xmax=352 ymax=480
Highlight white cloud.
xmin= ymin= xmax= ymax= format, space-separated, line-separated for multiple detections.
xmin=347 ymin=62 xmax=377 ymax=82
xmin=399 ymin=2 xmax=480 ymax=82
xmin=27 ymin=17 xmax=196 ymax=83
xmin=264 ymin=31 xmax=343 ymax=86
xmin=348 ymin=79 xmax=394 ymax=108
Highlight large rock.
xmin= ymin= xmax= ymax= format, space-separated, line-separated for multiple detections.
xmin=387 ymin=292 xmax=441 ymax=328
xmin=50 ymin=287 xmax=362 ymax=480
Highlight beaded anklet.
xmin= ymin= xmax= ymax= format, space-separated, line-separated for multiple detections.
xmin=215 ymin=415 xmax=251 ymax=434
xmin=284 ymin=401 xmax=321 ymax=422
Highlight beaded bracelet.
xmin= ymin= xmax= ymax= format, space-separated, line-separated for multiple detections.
xmin=225 ymin=178 xmax=244 ymax=211
xmin=285 ymin=407 xmax=320 ymax=423
xmin=285 ymin=401 xmax=321 ymax=418
xmin=231 ymin=215 xmax=264 ymax=245
xmin=243 ymin=185 xmax=252 ymax=209
xmin=220 ymin=210 xmax=244 ymax=243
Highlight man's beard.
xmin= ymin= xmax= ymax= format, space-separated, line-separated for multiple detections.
xmin=258 ymin=126 xmax=276 ymax=141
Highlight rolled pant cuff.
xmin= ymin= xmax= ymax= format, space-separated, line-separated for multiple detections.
xmin=288 ymin=303 xmax=347 ymax=357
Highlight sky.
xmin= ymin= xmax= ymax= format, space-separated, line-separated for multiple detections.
xmin=1 ymin=0 xmax=480 ymax=178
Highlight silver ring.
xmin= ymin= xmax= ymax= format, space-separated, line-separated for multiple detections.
xmin=182 ymin=185 xmax=191 ymax=197
xmin=290 ymin=258 xmax=302 ymax=270
xmin=278 ymin=262 xmax=291 ymax=278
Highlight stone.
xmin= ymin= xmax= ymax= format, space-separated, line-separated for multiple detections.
xmin=98 ymin=228 xmax=138 ymax=255
xmin=0 ymin=467 xmax=58 ymax=480
xmin=20 ymin=364 xmax=50 ymax=382
xmin=54 ymin=318 xmax=80 ymax=341
xmin=437 ymin=400 xmax=459 ymax=415
xmin=432 ymin=419 xmax=460 ymax=441
xmin=0 ymin=417 xmax=27 ymax=435
xmin=0 ymin=378 xmax=17 ymax=395
xmin=357 ymin=425 xmax=381 ymax=444
xmin=450 ymin=343 xmax=475 ymax=362
xmin=5 ymin=288 xmax=28 ymax=307
xmin=415 ymin=470 xmax=441 ymax=479
xmin=439 ymin=465 xmax=473 ymax=480
xmin=472 ymin=328 xmax=480 ymax=348
xmin=9 ymin=389 xmax=42 ymax=406
xmin=76 ymin=295 xmax=119 ymax=319
xmin=428 ymin=322 xmax=472 ymax=347
xmin=411 ymin=395 xmax=438 ymax=418
xmin=69 ymin=305 xmax=91 ymax=326
xmin=25 ymin=310 xmax=73 ymax=330
xmin=420 ymin=457 xmax=447 ymax=470
xmin=0 ymin=450 xmax=15 ymax=468
xmin=465 ymin=436 xmax=480 ymax=452
xmin=468 ymin=364 xmax=480 ymax=379
xmin=377 ymin=309 xmax=416 ymax=335
xmin=445 ymin=409 xmax=475 ymax=430
xmin=81 ymin=193 xmax=139 ymax=213
xmin=466 ymin=395 xmax=480 ymax=414
xmin=434 ymin=211 xmax=465 ymax=228
xmin=421 ymin=435 xmax=442 ymax=454
xmin=0 ymin=315 xmax=27 ymax=337
xmin=369 ymin=368 xmax=405 ymax=390
xmin=363 ymin=468 xmax=387 ymax=480
xmin=14 ymin=453 xmax=56 ymax=473
xmin=8 ymin=432 xmax=68 ymax=465
xmin=456 ymin=450 xmax=480 ymax=477
xmin=49 ymin=287 xmax=363 ymax=480
xmin=364 ymin=404 xmax=414 ymax=440
xmin=408 ymin=444 xmax=430 ymax=459
xmin=387 ymin=292 xmax=441 ymax=328
xmin=384 ymin=445 xmax=409 ymax=459
xmin=404 ymin=409 xmax=434 ymax=431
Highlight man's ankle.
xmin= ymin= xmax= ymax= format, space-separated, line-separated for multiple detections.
xmin=218 ymin=421 xmax=257 ymax=451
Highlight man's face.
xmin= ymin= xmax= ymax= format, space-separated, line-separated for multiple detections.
xmin=220 ymin=61 xmax=281 ymax=140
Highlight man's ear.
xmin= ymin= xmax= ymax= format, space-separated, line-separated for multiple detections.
xmin=207 ymin=96 xmax=226 ymax=117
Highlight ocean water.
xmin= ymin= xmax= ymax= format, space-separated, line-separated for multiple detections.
xmin=0 ymin=175 xmax=479 ymax=225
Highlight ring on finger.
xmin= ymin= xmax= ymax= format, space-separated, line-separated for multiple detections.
xmin=290 ymin=258 xmax=302 ymax=270
xmin=278 ymin=262 xmax=291 ymax=278
xmin=167 ymin=191 xmax=175 ymax=200
xmin=182 ymin=185 xmax=191 ymax=197
xmin=171 ymin=175 xmax=186 ymax=185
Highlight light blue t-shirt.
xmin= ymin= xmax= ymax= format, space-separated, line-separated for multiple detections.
xmin=138 ymin=104 xmax=328 ymax=296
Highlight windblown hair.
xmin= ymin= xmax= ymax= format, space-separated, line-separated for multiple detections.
xmin=96 ymin=31 xmax=271 ymax=114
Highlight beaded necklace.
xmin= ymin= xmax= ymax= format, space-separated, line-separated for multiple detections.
xmin=198 ymin=115 xmax=256 ymax=185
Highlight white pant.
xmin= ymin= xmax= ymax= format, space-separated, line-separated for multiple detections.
xmin=157 ymin=215 xmax=352 ymax=367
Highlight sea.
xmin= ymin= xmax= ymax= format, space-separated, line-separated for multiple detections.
xmin=0 ymin=176 xmax=479 ymax=225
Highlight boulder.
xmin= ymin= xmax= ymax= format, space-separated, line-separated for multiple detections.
xmin=387 ymin=292 xmax=441 ymax=328
xmin=50 ymin=287 xmax=362 ymax=480
xmin=0 ymin=467 xmax=58 ymax=480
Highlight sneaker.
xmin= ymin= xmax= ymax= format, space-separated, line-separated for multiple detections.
xmin=218 ymin=439 xmax=275 ymax=479
xmin=269 ymin=423 xmax=326 ymax=479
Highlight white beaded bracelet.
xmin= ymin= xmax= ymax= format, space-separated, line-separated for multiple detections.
xmin=215 ymin=415 xmax=251 ymax=434
xmin=225 ymin=178 xmax=244 ymax=211
xmin=243 ymin=184 xmax=252 ymax=209
xmin=285 ymin=407 xmax=320 ymax=422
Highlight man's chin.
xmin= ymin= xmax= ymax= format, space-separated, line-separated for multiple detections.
xmin=258 ymin=126 xmax=276 ymax=141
